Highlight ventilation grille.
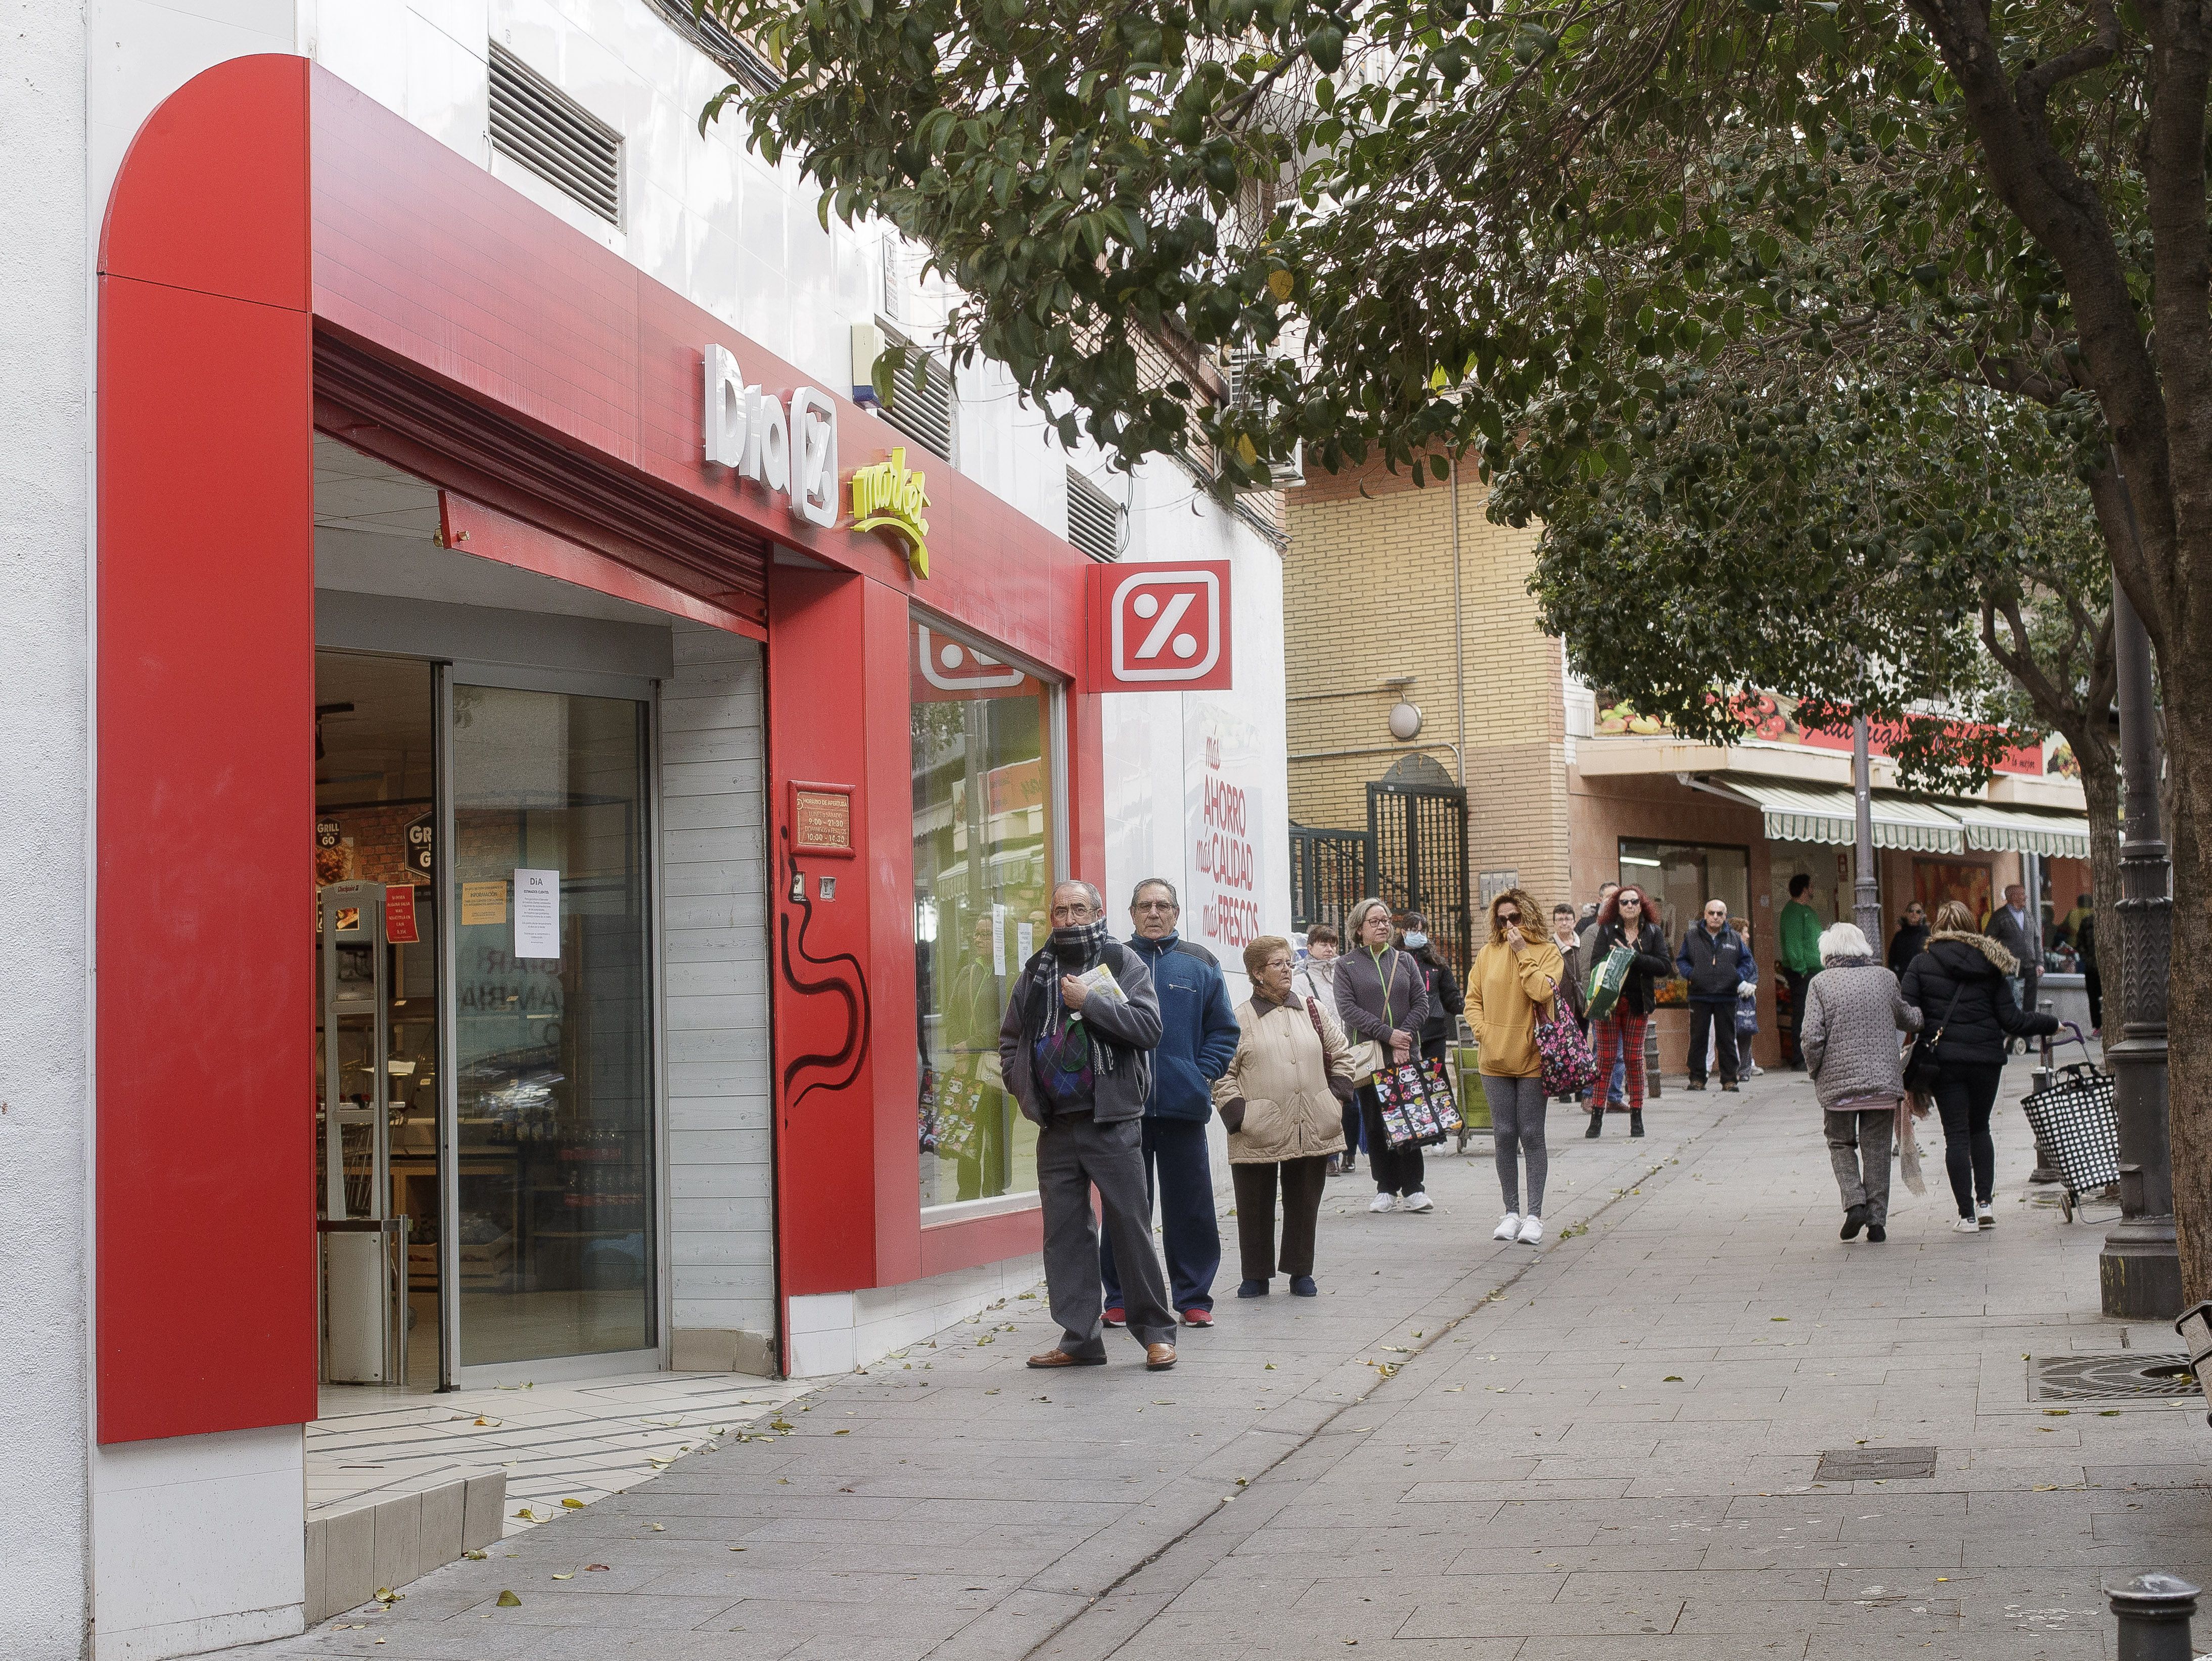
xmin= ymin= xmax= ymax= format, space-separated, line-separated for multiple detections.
xmin=638 ymin=0 xmax=780 ymax=95
xmin=490 ymin=44 xmax=621 ymax=224
xmin=880 ymin=328 xmax=956 ymax=462
xmin=1067 ymin=468 xmax=1125 ymax=563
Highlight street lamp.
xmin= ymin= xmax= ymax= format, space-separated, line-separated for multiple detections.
xmin=1850 ymin=715 xmax=1882 ymax=945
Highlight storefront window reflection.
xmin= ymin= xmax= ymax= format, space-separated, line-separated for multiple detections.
xmin=911 ymin=620 xmax=1055 ymax=1208
xmin=1618 ymin=839 xmax=1750 ymax=943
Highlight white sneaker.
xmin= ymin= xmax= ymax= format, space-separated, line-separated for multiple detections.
xmin=1953 ymin=1215 xmax=1981 ymax=1234
xmin=1976 ymin=1201 xmax=1996 ymax=1230
xmin=1402 ymin=1191 xmax=1435 ymax=1214
xmin=1368 ymin=1193 xmax=1399 ymax=1214
xmin=1517 ymin=1215 xmax=1544 ymax=1244
xmin=1493 ymin=1212 xmax=1522 ymax=1241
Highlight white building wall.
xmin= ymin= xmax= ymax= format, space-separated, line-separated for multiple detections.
xmin=6 ymin=9 xmax=94 ymax=1661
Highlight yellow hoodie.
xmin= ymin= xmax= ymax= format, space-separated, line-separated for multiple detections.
xmin=1468 ymin=937 xmax=1564 ymax=1078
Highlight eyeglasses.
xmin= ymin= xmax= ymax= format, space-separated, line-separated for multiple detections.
xmin=1619 ymin=897 xmax=1641 ymax=907
xmin=1133 ymin=900 xmax=1178 ymax=913
xmin=1496 ymin=911 xmax=1522 ymax=925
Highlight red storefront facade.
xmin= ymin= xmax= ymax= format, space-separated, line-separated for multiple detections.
xmin=98 ymin=56 xmax=1107 ymax=1445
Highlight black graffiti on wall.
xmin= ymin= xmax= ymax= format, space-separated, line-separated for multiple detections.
xmin=778 ymin=826 xmax=871 ymax=1109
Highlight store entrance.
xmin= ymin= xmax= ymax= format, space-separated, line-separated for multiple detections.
xmin=316 ymin=651 xmax=441 ymax=1388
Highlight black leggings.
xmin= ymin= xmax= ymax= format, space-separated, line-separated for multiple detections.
xmin=1931 ymin=1062 xmax=2006 ymax=1217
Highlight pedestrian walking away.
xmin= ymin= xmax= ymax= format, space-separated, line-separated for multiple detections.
xmin=1799 ymin=922 xmax=1922 ymax=1244
xmin=1583 ymin=884 xmax=1672 ymax=1137
xmin=2071 ymin=897 xmax=2102 ymax=1034
xmin=1678 ymin=899 xmax=1754 ymax=1091
xmin=1779 ymin=873 xmax=1824 ymax=1067
xmin=998 ymin=880 xmax=1179 ymax=1370
xmin=1294 ymin=924 xmax=1358 ymax=1174
xmin=1886 ymin=901 xmax=1930 ymax=977
xmin=1900 ymin=899 xmax=2058 ymax=1233
xmin=1097 ymin=879 xmax=1240 ymax=1330
xmin=1334 ymin=896 xmax=1434 ymax=1211
xmin=1985 ymin=884 xmax=2043 ymax=1057
xmin=1216 ymin=936 xmax=1354 ymax=1298
xmin=1468 ymin=887 xmax=1563 ymax=1245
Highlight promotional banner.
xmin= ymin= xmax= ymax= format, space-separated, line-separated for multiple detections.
xmin=1185 ymin=701 xmax=1265 ymax=957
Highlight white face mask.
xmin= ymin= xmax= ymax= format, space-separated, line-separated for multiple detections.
xmin=1402 ymin=932 xmax=1429 ymax=951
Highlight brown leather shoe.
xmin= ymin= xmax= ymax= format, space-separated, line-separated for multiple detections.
xmin=1027 ymin=1348 xmax=1107 ymax=1368
xmin=1144 ymin=1342 xmax=1177 ymax=1370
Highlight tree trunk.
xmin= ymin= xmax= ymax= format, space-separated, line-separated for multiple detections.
xmin=2162 ymin=711 xmax=2211 ymax=1303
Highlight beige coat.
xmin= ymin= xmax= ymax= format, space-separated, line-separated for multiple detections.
xmin=1212 ymin=992 xmax=1354 ymax=1165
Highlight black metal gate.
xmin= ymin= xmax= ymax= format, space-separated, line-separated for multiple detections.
xmin=1368 ymin=781 xmax=1472 ymax=972
xmin=1288 ymin=824 xmax=1376 ymax=940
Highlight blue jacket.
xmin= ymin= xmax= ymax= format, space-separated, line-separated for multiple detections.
xmin=1677 ymin=924 xmax=1757 ymax=1004
xmin=1127 ymin=933 xmax=1240 ymax=1120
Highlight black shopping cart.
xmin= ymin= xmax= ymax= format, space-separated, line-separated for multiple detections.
xmin=2018 ymin=1031 xmax=2117 ymax=1222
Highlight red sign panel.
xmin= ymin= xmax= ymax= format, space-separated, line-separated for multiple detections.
xmin=1085 ymin=561 xmax=1234 ymax=693
xmin=912 ymin=621 xmax=1042 ymax=702
xmin=384 ymin=882 xmax=420 ymax=944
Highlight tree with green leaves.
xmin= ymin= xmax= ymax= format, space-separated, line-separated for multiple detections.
xmin=703 ymin=0 xmax=2211 ymax=1293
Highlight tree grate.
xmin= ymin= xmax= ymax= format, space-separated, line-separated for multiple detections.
xmin=2031 ymin=1353 xmax=2200 ymax=1401
xmin=1814 ymin=1446 xmax=1938 ymax=1482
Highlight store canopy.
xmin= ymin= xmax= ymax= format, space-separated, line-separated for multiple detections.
xmin=1954 ymin=801 xmax=2093 ymax=859
xmin=1701 ymin=777 xmax=1966 ymax=853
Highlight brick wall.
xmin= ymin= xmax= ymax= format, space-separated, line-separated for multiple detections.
xmin=1282 ymin=454 xmax=1570 ymax=906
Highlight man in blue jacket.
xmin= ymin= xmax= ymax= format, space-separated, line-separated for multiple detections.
xmin=1677 ymin=899 xmax=1754 ymax=1091
xmin=1100 ymin=879 xmax=1241 ymax=1327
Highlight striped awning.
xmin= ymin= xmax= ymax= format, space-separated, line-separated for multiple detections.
xmin=1954 ymin=801 xmax=2093 ymax=859
xmin=1701 ymin=778 xmax=1966 ymax=854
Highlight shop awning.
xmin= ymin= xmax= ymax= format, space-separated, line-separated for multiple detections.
xmin=1954 ymin=801 xmax=2093 ymax=859
xmin=1700 ymin=777 xmax=1966 ymax=853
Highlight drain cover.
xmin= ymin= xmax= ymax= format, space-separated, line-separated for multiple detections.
xmin=2032 ymin=1354 xmax=2200 ymax=1401
xmin=1814 ymin=1446 xmax=1937 ymax=1481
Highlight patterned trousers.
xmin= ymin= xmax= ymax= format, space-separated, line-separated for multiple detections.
xmin=1589 ymin=1011 xmax=1650 ymax=1112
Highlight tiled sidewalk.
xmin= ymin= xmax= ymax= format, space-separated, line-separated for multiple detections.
xmin=252 ymin=1060 xmax=2212 ymax=1660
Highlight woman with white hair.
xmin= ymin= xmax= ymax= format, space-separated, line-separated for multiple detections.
xmin=1799 ymin=921 xmax=1922 ymax=1243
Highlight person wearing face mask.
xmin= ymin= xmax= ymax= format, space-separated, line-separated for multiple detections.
xmin=1583 ymin=884 xmax=1673 ymax=1137
xmin=1399 ymin=912 xmax=1465 ymax=1074
xmin=999 ymin=880 xmax=1176 ymax=1371
xmin=1334 ymin=896 xmax=1433 ymax=1212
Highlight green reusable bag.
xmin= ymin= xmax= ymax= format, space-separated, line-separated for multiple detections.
xmin=1584 ymin=944 xmax=1637 ymax=1021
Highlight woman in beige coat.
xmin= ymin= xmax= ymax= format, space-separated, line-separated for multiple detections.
xmin=1215 ymin=935 xmax=1355 ymax=1299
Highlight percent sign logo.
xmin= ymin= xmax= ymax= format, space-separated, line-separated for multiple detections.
xmin=1109 ymin=569 xmax=1223 ymax=683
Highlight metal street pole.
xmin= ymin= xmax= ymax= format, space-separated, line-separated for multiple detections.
xmin=1851 ymin=715 xmax=1883 ymax=943
xmin=2102 ymin=572 xmax=2180 ymax=1316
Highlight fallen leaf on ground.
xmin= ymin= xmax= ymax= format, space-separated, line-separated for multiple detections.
xmin=551 ymin=1574 xmax=573 ymax=1581
xmin=584 ymin=1564 xmax=610 ymax=1572
xmin=462 ymin=1550 xmax=487 ymax=1561
xmin=494 ymin=1592 xmax=521 ymax=1608
xmin=562 ymin=1497 xmax=586 ymax=1508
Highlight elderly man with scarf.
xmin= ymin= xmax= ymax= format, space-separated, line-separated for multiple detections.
xmin=1000 ymin=879 xmax=1178 ymax=1370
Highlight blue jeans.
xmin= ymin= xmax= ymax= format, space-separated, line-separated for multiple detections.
xmin=1099 ymin=1117 xmax=1222 ymax=1313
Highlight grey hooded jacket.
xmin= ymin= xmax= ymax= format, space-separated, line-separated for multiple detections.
xmin=1800 ymin=959 xmax=1922 ymax=1110
xmin=997 ymin=940 xmax=1161 ymax=1126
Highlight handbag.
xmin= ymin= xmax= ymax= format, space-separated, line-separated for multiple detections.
xmin=1585 ymin=943 xmax=1637 ymax=1021
xmin=1903 ymin=981 xmax=1967 ymax=1091
xmin=1371 ymin=1058 xmax=1452 ymax=1148
xmin=1537 ymin=1010 xmax=1599 ymax=1098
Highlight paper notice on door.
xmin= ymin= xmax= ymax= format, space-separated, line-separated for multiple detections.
xmin=459 ymin=881 xmax=507 ymax=927
xmin=384 ymin=883 xmax=420 ymax=945
xmin=992 ymin=902 xmax=1009 ymax=975
xmin=1017 ymin=921 xmax=1034 ymax=965
xmin=514 ymin=868 xmax=561 ymax=959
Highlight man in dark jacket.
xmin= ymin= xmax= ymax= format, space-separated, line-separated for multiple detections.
xmin=1098 ymin=880 xmax=1240 ymax=1327
xmin=1677 ymin=899 xmax=1753 ymax=1090
xmin=1984 ymin=884 xmax=2042 ymax=1055
xmin=1000 ymin=880 xmax=1178 ymax=1370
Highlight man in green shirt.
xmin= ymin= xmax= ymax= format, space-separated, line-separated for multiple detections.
xmin=1778 ymin=873 xmax=1825 ymax=1068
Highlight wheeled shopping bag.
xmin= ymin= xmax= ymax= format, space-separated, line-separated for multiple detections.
xmin=2017 ymin=1062 xmax=2118 ymax=1222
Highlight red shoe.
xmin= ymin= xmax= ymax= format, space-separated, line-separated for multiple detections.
xmin=1181 ymin=1308 xmax=1213 ymax=1328
xmin=1102 ymin=1307 xmax=1126 ymax=1327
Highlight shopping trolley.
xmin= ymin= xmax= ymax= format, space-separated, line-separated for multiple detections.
xmin=2017 ymin=1025 xmax=2116 ymax=1222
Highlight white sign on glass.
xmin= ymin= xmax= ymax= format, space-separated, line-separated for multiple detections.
xmin=514 ymin=868 xmax=562 ymax=960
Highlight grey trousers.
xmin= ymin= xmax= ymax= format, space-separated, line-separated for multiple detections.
xmin=1037 ymin=1111 xmax=1176 ymax=1353
xmin=1483 ymin=1074 xmax=1549 ymax=1216
xmin=1825 ymin=1108 xmax=1895 ymax=1223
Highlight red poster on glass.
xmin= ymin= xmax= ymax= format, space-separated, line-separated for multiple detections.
xmin=384 ymin=883 xmax=420 ymax=944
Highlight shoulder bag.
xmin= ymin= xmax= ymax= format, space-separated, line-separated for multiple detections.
xmin=1585 ymin=940 xmax=1637 ymax=1021
xmin=1902 ymin=979 xmax=1967 ymax=1092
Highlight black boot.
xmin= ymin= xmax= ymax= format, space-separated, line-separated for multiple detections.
xmin=1585 ymin=1109 xmax=1604 ymax=1138
xmin=1841 ymin=1203 xmax=1869 ymax=1241
xmin=1630 ymin=1109 xmax=1645 ymax=1137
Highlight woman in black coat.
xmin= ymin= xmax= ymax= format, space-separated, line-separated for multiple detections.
xmin=1582 ymin=884 xmax=1676 ymax=1138
xmin=1900 ymin=899 xmax=2058 ymax=1232
xmin=1400 ymin=911 xmax=1466 ymax=1069
xmin=1886 ymin=902 xmax=1930 ymax=975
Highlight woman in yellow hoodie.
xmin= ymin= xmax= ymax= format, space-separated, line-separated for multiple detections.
xmin=1468 ymin=887 xmax=1564 ymax=1246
